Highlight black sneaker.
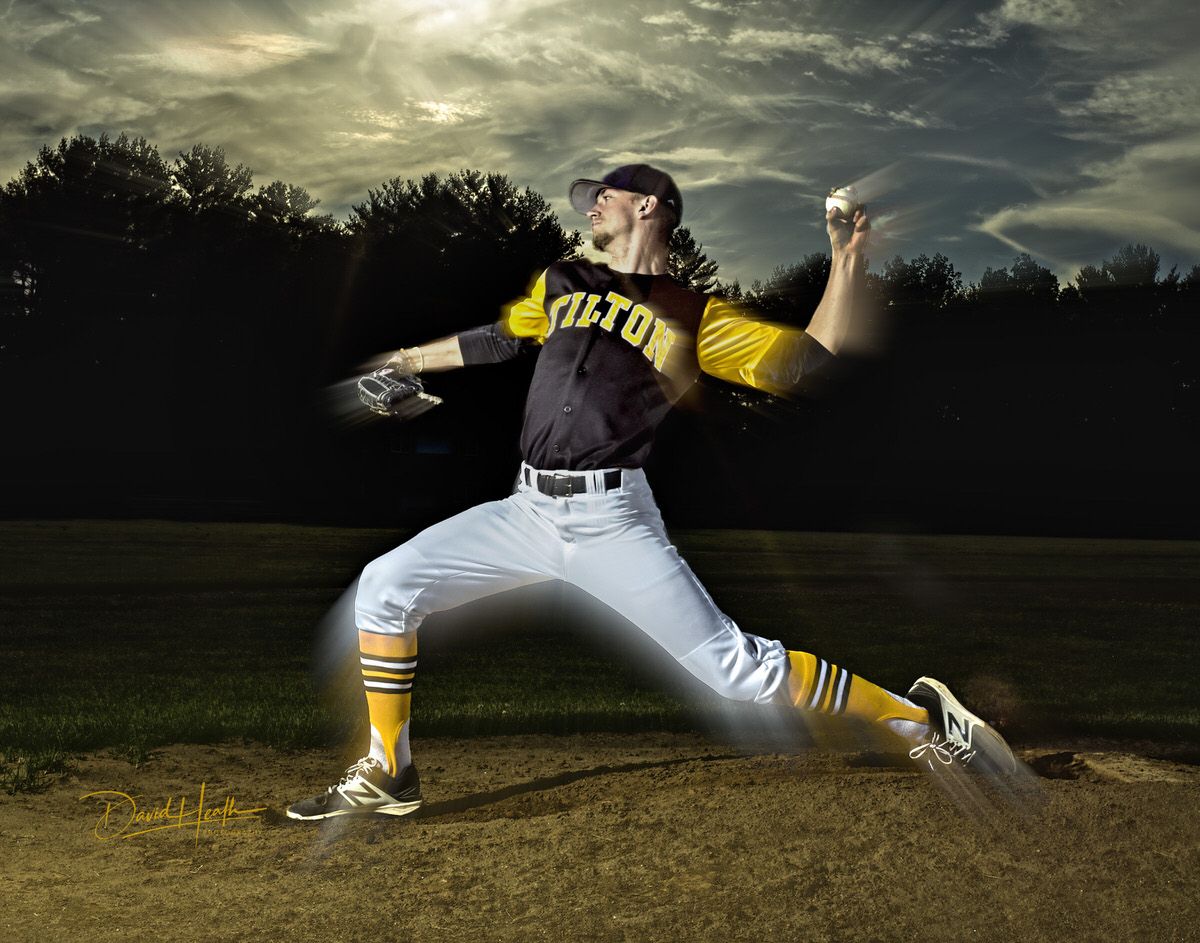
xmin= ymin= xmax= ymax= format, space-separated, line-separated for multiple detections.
xmin=287 ymin=757 xmax=422 ymax=820
xmin=907 ymin=677 xmax=1018 ymax=776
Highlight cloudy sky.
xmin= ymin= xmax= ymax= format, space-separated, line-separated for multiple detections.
xmin=2 ymin=0 xmax=1198 ymax=287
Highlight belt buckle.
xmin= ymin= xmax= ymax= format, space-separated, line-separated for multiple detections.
xmin=540 ymin=472 xmax=570 ymax=498
xmin=558 ymin=473 xmax=577 ymax=498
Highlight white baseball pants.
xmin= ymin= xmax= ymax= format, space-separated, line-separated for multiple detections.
xmin=355 ymin=464 xmax=790 ymax=704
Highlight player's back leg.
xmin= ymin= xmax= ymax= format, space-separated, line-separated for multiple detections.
xmin=560 ymin=470 xmax=932 ymax=745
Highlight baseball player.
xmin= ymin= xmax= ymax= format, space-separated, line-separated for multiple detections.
xmin=287 ymin=164 xmax=1016 ymax=820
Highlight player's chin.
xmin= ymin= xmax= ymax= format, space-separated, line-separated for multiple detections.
xmin=592 ymin=231 xmax=612 ymax=252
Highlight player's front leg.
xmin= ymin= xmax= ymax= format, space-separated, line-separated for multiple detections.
xmin=286 ymin=627 xmax=423 ymax=821
xmin=288 ymin=494 xmax=562 ymax=821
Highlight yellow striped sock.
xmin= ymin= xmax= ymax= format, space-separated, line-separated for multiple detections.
xmin=785 ymin=651 xmax=929 ymax=727
xmin=359 ymin=630 xmax=417 ymax=776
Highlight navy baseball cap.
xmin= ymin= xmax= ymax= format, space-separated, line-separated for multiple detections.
xmin=569 ymin=164 xmax=683 ymax=225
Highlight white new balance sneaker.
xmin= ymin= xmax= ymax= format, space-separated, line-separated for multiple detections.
xmin=907 ymin=677 xmax=1018 ymax=776
xmin=287 ymin=757 xmax=423 ymax=820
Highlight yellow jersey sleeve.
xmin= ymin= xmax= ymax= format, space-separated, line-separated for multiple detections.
xmin=502 ymin=270 xmax=550 ymax=344
xmin=695 ymin=297 xmax=832 ymax=395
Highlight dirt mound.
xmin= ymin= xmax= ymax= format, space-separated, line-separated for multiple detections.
xmin=4 ymin=734 xmax=1199 ymax=942
xmin=1027 ymin=749 xmax=1200 ymax=783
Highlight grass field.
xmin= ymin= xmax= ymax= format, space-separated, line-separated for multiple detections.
xmin=1 ymin=519 xmax=1197 ymax=789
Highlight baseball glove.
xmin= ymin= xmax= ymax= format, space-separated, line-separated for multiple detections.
xmin=357 ymin=366 xmax=443 ymax=420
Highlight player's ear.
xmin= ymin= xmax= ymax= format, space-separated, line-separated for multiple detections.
xmin=638 ymin=194 xmax=658 ymax=219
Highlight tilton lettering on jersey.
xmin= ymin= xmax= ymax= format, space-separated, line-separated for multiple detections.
xmin=546 ymin=290 xmax=678 ymax=372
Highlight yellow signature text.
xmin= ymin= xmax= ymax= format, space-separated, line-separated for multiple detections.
xmin=80 ymin=782 xmax=266 ymax=843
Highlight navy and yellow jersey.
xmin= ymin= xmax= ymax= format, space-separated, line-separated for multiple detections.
xmin=457 ymin=259 xmax=831 ymax=471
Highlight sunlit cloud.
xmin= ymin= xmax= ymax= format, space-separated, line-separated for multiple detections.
xmin=991 ymin=0 xmax=1087 ymax=30
xmin=416 ymin=100 xmax=486 ymax=124
xmin=1059 ymin=59 xmax=1200 ymax=138
xmin=598 ymin=144 xmax=812 ymax=191
xmin=0 ymin=3 xmax=100 ymax=44
xmin=724 ymin=29 xmax=911 ymax=74
xmin=976 ymin=133 xmax=1200 ymax=279
xmin=122 ymin=33 xmax=326 ymax=78
xmin=928 ymin=0 xmax=1200 ymax=279
xmin=328 ymin=129 xmax=401 ymax=147
xmin=849 ymin=102 xmax=951 ymax=130
xmin=0 ymin=0 xmax=1197 ymax=287
xmin=641 ymin=10 xmax=713 ymax=43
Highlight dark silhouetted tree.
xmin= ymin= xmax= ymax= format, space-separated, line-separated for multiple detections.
xmin=1072 ymin=243 xmax=1160 ymax=295
xmin=345 ymin=170 xmax=581 ymax=352
xmin=714 ymin=279 xmax=744 ymax=301
xmin=977 ymin=253 xmax=1059 ymax=304
xmin=171 ymin=144 xmax=253 ymax=215
xmin=253 ymin=181 xmax=329 ymax=228
xmin=668 ymin=227 xmax=719 ymax=292
xmin=350 ymin=170 xmax=577 ymax=263
xmin=1104 ymin=243 xmax=1160 ymax=287
xmin=881 ymin=252 xmax=963 ymax=314
xmin=0 ymin=133 xmax=173 ymax=358
xmin=1070 ymin=243 xmax=1166 ymax=325
xmin=744 ymin=252 xmax=830 ymax=323
xmin=970 ymin=253 xmax=1060 ymax=327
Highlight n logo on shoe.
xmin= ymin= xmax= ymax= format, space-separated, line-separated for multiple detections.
xmin=947 ymin=712 xmax=975 ymax=745
xmin=340 ymin=780 xmax=386 ymax=806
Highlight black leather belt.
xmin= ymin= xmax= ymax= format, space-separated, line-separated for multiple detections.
xmin=523 ymin=467 xmax=622 ymax=497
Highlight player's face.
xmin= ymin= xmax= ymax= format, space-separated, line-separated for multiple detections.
xmin=587 ymin=188 xmax=640 ymax=253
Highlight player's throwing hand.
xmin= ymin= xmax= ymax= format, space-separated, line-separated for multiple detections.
xmin=827 ymin=206 xmax=869 ymax=256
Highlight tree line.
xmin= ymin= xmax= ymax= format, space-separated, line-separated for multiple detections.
xmin=1 ymin=133 xmax=1196 ymax=534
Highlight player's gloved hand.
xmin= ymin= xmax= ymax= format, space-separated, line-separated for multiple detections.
xmin=357 ymin=366 xmax=443 ymax=420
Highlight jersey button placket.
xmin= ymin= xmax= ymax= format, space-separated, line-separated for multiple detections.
xmin=562 ymin=405 xmax=572 ymax=414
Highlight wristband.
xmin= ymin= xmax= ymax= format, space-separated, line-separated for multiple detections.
xmin=389 ymin=347 xmax=424 ymax=374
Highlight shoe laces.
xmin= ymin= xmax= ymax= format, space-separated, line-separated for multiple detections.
xmin=909 ymin=730 xmax=976 ymax=770
xmin=327 ymin=756 xmax=380 ymax=793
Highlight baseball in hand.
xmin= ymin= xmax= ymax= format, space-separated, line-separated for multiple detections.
xmin=825 ymin=186 xmax=862 ymax=221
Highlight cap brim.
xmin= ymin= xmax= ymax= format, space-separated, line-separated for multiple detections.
xmin=569 ymin=179 xmax=608 ymax=215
